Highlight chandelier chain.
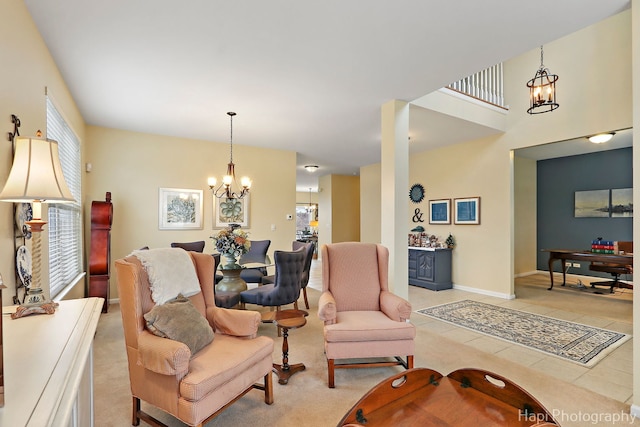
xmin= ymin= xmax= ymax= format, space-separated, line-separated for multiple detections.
xmin=228 ymin=111 xmax=235 ymax=164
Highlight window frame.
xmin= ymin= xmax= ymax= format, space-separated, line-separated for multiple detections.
xmin=46 ymin=94 xmax=84 ymax=300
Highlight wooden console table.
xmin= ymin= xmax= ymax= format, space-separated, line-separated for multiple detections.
xmin=0 ymin=298 xmax=103 ymax=426
xmin=339 ymin=368 xmax=559 ymax=426
xmin=542 ymin=249 xmax=632 ymax=290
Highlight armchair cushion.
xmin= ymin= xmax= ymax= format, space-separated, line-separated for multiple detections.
xmin=181 ymin=334 xmax=274 ymax=401
xmin=144 ymin=294 xmax=214 ymax=355
xmin=324 ymin=311 xmax=416 ymax=343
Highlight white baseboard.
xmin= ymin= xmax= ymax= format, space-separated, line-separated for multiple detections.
xmin=629 ymin=404 xmax=640 ymax=419
xmin=452 ymin=284 xmax=515 ymax=300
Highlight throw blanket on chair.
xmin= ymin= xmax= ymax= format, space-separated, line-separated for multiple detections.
xmin=131 ymin=248 xmax=202 ymax=304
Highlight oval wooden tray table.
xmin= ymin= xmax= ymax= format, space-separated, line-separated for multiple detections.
xmin=339 ymin=368 xmax=559 ymax=426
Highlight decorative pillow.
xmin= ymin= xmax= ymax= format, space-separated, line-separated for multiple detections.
xmin=143 ymin=294 xmax=214 ymax=355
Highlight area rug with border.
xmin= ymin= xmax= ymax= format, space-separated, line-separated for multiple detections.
xmin=416 ymin=299 xmax=630 ymax=367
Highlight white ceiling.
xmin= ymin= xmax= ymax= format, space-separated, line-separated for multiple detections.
xmin=23 ymin=0 xmax=630 ymax=191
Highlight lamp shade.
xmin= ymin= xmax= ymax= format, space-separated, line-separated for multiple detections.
xmin=0 ymin=136 xmax=75 ymax=203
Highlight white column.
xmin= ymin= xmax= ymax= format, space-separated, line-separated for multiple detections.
xmin=380 ymin=100 xmax=409 ymax=299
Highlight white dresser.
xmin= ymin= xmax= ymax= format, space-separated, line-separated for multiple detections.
xmin=0 ymin=297 xmax=103 ymax=427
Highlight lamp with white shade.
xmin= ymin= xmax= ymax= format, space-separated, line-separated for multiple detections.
xmin=0 ymin=130 xmax=75 ymax=306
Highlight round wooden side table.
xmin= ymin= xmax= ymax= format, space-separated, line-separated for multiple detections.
xmin=266 ymin=310 xmax=307 ymax=385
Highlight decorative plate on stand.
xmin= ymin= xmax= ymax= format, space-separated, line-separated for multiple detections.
xmin=16 ymin=245 xmax=32 ymax=289
xmin=15 ymin=202 xmax=33 ymax=239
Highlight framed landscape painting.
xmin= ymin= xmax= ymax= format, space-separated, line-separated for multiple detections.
xmin=214 ymin=195 xmax=250 ymax=228
xmin=574 ymin=190 xmax=609 ymax=218
xmin=429 ymin=199 xmax=451 ymax=224
xmin=454 ymin=197 xmax=480 ymax=225
xmin=158 ymin=188 xmax=203 ymax=230
xmin=611 ymin=188 xmax=633 ymax=218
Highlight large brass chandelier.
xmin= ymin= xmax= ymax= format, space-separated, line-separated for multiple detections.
xmin=208 ymin=112 xmax=251 ymax=199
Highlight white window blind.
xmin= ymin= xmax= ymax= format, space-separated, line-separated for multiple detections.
xmin=46 ymin=96 xmax=83 ymax=299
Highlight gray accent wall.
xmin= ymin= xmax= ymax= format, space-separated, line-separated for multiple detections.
xmin=536 ymin=147 xmax=633 ymax=276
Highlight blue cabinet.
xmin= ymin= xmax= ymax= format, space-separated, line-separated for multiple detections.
xmin=408 ymin=247 xmax=452 ymax=291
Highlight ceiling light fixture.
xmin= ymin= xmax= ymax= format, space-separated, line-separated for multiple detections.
xmin=526 ymin=45 xmax=559 ymax=114
xmin=208 ymin=112 xmax=251 ymax=199
xmin=305 ymin=165 xmax=319 ymax=173
xmin=588 ymin=133 xmax=615 ymax=144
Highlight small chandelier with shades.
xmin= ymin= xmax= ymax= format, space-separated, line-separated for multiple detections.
xmin=526 ymin=45 xmax=559 ymax=114
xmin=208 ymin=112 xmax=251 ymax=199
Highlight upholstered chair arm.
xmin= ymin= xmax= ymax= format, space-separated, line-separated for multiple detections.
xmin=209 ymin=306 xmax=260 ymax=338
xmin=380 ymin=291 xmax=412 ymax=322
xmin=318 ymin=291 xmax=337 ymax=324
xmin=137 ymin=330 xmax=191 ymax=377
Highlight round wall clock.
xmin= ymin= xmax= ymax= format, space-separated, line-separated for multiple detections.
xmin=409 ymin=184 xmax=425 ymax=203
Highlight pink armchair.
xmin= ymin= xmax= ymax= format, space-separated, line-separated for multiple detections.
xmin=115 ymin=251 xmax=274 ymax=426
xmin=317 ymin=242 xmax=416 ymax=388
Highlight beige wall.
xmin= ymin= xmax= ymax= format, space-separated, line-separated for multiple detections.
xmin=513 ymin=156 xmax=537 ymax=275
xmin=409 ymin=137 xmax=510 ymax=293
xmin=85 ymin=126 xmax=297 ymax=299
xmin=296 ymin=191 xmax=318 ymax=205
xmin=331 ymin=175 xmax=360 ymax=242
xmin=317 ymin=174 xmax=360 ymax=250
xmin=360 ymin=163 xmax=381 ymax=243
xmin=0 ymin=0 xmax=86 ymax=305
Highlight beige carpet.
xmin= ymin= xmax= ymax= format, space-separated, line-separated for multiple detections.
xmin=94 ymin=281 xmax=635 ymax=426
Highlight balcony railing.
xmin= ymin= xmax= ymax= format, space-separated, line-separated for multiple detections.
xmin=447 ymin=63 xmax=507 ymax=109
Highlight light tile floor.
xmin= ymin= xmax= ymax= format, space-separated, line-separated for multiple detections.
xmin=308 ymin=259 xmax=634 ymax=405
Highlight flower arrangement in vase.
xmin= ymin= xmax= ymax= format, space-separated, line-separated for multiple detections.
xmin=211 ymin=224 xmax=251 ymax=269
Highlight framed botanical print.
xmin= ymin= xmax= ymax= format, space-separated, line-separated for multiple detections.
xmin=158 ymin=188 xmax=203 ymax=230
xmin=214 ymin=195 xmax=250 ymax=228
xmin=454 ymin=197 xmax=480 ymax=225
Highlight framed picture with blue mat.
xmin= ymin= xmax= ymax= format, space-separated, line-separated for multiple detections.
xmin=429 ymin=199 xmax=450 ymax=224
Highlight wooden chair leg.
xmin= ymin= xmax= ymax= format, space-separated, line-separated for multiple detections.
xmin=132 ymin=396 xmax=141 ymax=426
xmin=302 ymin=287 xmax=309 ymax=309
xmin=407 ymin=355 xmax=414 ymax=369
xmin=264 ymin=372 xmax=274 ymax=404
xmin=275 ymin=306 xmax=282 ymax=337
xmin=328 ymin=359 xmax=335 ymax=388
